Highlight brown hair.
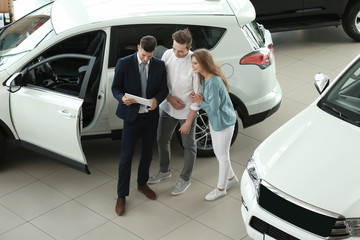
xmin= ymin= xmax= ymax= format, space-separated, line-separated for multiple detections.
xmin=140 ymin=35 xmax=157 ymax=52
xmin=172 ymin=28 xmax=192 ymax=49
xmin=192 ymin=49 xmax=229 ymax=92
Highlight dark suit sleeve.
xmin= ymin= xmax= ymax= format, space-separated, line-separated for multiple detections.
xmin=112 ymin=58 xmax=125 ymax=103
xmin=153 ymin=60 xmax=168 ymax=105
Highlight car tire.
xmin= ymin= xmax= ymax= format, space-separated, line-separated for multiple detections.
xmin=194 ymin=110 xmax=239 ymax=157
xmin=342 ymin=1 xmax=360 ymax=42
xmin=0 ymin=129 xmax=7 ymax=169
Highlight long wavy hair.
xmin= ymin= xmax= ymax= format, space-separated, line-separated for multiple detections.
xmin=191 ymin=49 xmax=229 ymax=92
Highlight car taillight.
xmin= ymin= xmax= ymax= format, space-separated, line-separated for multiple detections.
xmin=240 ymin=44 xmax=274 ymax=69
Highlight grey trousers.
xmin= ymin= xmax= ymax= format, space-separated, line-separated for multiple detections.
xmin=157 ymin=111 xmax=197 ymax=181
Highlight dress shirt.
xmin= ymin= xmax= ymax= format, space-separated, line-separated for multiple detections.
xmin=160 ymin=49 xmax=201 ymax=120
xmin=137 ymin=54 xmax=149 ymax=113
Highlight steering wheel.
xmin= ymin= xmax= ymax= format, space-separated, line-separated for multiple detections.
xmin=37 ymin=56 xmax=55 ymax=79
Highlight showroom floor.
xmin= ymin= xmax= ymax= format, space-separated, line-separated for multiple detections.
xmin=1 ymin=26 xmax=360 ymax=240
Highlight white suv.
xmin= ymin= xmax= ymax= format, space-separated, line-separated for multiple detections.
xmin=241 ymin=54 xmax=360 ymax=240
xmin=0 ymin=0 xmax=281 ymax=172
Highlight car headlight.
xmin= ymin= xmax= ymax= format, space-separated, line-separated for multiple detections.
xmin=246 ymin=155 xmax=261 ymax=197
xmin=332 ymin=218 xmax=360 ymax=238
xmin=346 ymin=218 xmax=360 ymax=237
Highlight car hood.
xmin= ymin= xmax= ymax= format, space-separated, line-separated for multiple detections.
xmin=255 ymin=105 xmax=360 ymax=217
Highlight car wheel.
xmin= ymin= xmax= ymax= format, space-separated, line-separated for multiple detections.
xmin=0 ymin=130 xmax=7 ymax=169
xmin=342 ymin=1 xmax=360 ymax=42
xmin=195 ymin=110 xmax=239 ymax=157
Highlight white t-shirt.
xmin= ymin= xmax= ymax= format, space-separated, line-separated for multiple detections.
xmin=160 ymin=49 xmax=201 ymax=119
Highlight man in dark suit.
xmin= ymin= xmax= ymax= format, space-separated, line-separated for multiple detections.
xmin=112 ymin=35 xmax=168 ymax=216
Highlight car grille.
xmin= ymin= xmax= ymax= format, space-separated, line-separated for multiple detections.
xmin=257 ymin=181 xmax=349 ymax=239
xmin=250 ymin=216 xmax=300 ymax=240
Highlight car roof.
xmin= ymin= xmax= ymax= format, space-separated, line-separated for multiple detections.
xmin=51 ymin=0 xmax=243 ymax=34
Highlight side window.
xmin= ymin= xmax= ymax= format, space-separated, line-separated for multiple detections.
xmin=188 ymin=25 xmax=226 ymax=49
xmin=24 ymin=56 xmax=90 ymax=97
xmin=109 ymin=24 xmax=226 ymax=68
xmin=24 ymin=31 xmax=105 ymax=98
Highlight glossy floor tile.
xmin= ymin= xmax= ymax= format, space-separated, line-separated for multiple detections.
xmin=0 ymin=25 xmax=358 ymax=240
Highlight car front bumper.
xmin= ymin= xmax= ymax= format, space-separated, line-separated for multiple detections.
xmin=240 ymin=171 xmax=354 ymax=240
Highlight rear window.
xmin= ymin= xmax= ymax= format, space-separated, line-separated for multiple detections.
xmin=109 ymin=24 xmax=226 ymax=68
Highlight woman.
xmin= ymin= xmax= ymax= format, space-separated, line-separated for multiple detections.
xmin=190 ymin=49 xmax=238 ymax=201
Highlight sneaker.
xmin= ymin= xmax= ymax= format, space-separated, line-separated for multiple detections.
xmin=148 ymin=170 xmax=172 ymax=184
xmin=226 ymin=175 xmax=239 ymax=191
xmin=171 ymin=178 xmax=191 ymax=195
xmin=205 ymin=188 xmax=227 ymax=201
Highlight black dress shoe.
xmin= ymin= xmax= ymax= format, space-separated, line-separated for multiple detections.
xmin=115 ymin=197 xmax=126 ymax=216
xmin=137 ymin=184 xmax=157 ymax=200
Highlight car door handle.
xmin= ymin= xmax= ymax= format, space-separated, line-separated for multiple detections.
xmin=59 ymin=110 xmax=76 ymax=119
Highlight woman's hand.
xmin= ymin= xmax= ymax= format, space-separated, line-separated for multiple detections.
xmin=190 ymin=91 xmax=203 ymax=105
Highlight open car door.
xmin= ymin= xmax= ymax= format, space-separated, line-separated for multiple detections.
xmin=6 ymin=54 xmax=96 ymax=174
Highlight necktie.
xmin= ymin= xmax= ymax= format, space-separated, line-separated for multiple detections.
xmin=140 ymin=62 xmax=147 ymax=98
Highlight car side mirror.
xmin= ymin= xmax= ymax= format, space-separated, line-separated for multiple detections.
xmin=5 ymin=72 xmax=23 ymax=93
xmin=314 ymin=73 xmax=330 ymax=94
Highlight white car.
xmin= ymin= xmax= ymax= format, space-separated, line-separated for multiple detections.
xmin=241 ymin=55 xmax=360 ymax=239
xmin=0 ymin=0 xmax=281 ymax=172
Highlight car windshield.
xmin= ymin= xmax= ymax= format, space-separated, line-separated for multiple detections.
xmin=0 ymin=3 xmax=54 ymax=71
xmin=319 ymin=58 xmax=360 ymax=126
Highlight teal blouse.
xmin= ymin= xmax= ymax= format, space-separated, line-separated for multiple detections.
xmin=200 ymin=75 xmax=236 ymax=131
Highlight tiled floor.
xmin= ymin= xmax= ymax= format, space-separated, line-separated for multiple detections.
xmin=1 ymin=26 xmax=360 ymax=240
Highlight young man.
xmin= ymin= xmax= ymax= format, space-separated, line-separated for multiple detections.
xmin=148 ymin=29 xmax=200 ymax=195
xmin=112 ymin=35 xmax=168 ymax=216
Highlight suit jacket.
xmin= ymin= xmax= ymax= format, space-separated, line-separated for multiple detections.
xmin=112 ymin=52 xmax=168 ymax=122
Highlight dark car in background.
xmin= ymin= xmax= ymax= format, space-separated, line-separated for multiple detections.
xmin=250 ymin=0 xmax=360 ymax=41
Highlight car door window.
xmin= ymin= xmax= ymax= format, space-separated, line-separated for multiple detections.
xmin=23 ymin=54 xmax=95 ymax=99
xmin=25 ymin=31 xmax=105 ymax=97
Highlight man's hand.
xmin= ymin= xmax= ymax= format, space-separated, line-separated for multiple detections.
xmin=168 ymin=94 xmax=185 ymax=110
xmin=179 ymin=121 xmax=191 ymax=134
xmin=148 ymin=98 xmax=158 ymax=111
xmin=122 ymin=95 xmax=137 ymax=106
